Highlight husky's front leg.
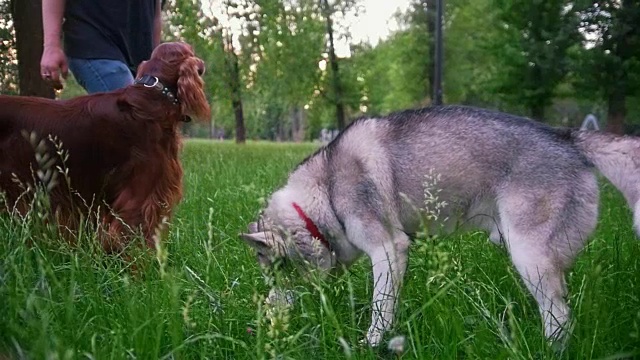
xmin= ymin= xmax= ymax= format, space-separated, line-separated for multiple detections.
xmin=364 ymin=232 xmax=410 ymax=346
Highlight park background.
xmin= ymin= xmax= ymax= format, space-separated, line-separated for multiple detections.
xmin=1 ymin=1 xmax=640 ymax=359
xmin=2 ymin=0 xmax=640 ymax=140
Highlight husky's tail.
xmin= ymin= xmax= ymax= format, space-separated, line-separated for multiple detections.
xmin=573 ymin=130 xmax=640 ymax=234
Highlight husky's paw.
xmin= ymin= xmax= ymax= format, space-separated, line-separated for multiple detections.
xmin=547 ymin=319 xmax=573 ymax=354
xmin=359 ymin=334 xmax=406 ymax=357
xmin=265 ymin=287 xmax=294 ymax=307
xmin=549 ymin=336 xmax=569 ymax=355
xmin=361 ymin=327 xmax=383 ymax=347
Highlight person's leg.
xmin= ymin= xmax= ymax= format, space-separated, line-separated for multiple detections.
xmin=68 ymin=58 xmax=134 ymax=94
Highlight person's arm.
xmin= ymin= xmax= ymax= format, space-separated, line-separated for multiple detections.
xmin=40 ymin=0 xmax=67 ymax=89
xmin=152 ymin=0 xmax=162 ymax=48
xmin=42 ymin=0 xmax=65 ymax=48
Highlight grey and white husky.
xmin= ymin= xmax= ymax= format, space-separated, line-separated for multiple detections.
xmin=241 ymin=105 xmax=640 ymax=346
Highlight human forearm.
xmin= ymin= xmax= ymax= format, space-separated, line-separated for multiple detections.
xmin=42 ymin=0 xmax=66 ymax=48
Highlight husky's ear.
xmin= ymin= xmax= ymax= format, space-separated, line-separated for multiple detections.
xmin=247 ymin=222 xmax=259 ymax=233
xmin=240 ymin=232 xmax=270 ymax=250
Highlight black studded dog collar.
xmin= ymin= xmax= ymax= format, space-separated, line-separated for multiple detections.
xmin=134 ymin=75 xmax=179 ymax=105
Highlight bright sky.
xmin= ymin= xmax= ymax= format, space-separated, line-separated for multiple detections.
xmin=340 ymin=0 xmax=411 ymax=55
xmin=201 ymin=0 xmax=412 ymax=57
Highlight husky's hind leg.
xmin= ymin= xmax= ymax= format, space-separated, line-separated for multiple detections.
xmin=497 ymin=178 xmax=597 ymax=346
xmin=507 ymin=236 xmax=571 ymax=342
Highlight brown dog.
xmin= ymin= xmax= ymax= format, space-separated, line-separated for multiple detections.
xmin=0 ymin=42 xmax=209 ymax=252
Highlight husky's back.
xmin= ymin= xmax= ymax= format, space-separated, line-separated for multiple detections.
xmin=320 ymin=106 xmax=596 ymax=242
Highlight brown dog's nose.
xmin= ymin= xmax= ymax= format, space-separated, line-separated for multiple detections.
xmin=197 ymin=59 xmax=205 ymax=76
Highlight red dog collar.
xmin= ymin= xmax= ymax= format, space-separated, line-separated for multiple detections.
xmin=292 ymin=202 xmax=332 ymax=252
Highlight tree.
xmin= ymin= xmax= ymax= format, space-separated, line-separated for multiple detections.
xmin=248 ymin=0 xmax=325 ymax=140
xmin=227 ymin=35 xmax=246 ymax=143
xmin=348 ymin=0 xmax=500 ymax=115
xmin=0 ymin=0 xmax=18 ymax=94
xmin=345 ymin=1 xmax=441 ymax=116
xmin=10 ymin=0 xmax=55 ymax=98
xmin=491 ymin=0 xmax=580 ymax=120
xmin=349 ymin=32 xmax=428 ymax=114
xmin=166 ymin=0 xmax=250 ymax=142
xmin=213 ymin=0 xmax=252 ymax=143
xmin=396 ymin=0 xmax=436 ymax=103
xmin=317 ymin=0 xmax=360 ymax=130
xmin=442 ymin=0 xmax=500 ymax=106
xmin=572 ymin=0 xmax=640 ymax=134
xmin=320 ymin=0 xmax=345 ymax=129
xmin=407 ymin=0 xmax=435 ymax=102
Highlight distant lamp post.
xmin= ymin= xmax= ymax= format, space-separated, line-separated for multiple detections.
xmin=433 ymin=0 xmax=444 ymax=105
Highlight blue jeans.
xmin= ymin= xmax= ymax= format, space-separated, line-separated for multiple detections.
xmin=68 ymin=58 xmax=134 ymax=94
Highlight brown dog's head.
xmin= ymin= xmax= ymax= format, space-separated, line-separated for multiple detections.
xmin=136 ymin=42 xmax=210 ymax=121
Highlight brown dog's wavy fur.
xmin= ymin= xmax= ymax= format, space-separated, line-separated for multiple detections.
xmin=0 ymin=42 xmax=210 ymax=252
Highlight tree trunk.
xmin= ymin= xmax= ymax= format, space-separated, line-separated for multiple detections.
xmin=426 ymin=0 xmax=435 ymax=102
xmin=232 ymin=97 xmax=245 ymax=143
xmin=291 ymin=106 xmax=305 ymax=142
xmin=531 ymin=106 xmax=544 ymax=122
xmin=531 ymin=100 xmax=545 ymax=121
xmin=230 ymin=52 xmax=245 ymax=144
xmin=221 ymin=35 xmax=245 ymax=144
xmin=321 ymin=0 xmax=345 ymax=130
xmin=606 ymin=88 xmax=626 ymax=135
xmin=209 ymin=109 xmax=214 ymax=139
xmin=527 ymin=58 xmax=546 ymax=121
xmin=602 ymin=0 xmax=635 ymax=135
xmin=11 ymin=0 xmax=55 ymax=98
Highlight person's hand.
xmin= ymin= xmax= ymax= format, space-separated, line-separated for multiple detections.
xmin=40 ymin=45 xmax=68 ymax=90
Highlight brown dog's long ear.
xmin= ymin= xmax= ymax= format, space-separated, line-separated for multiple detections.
xmin=134 ymin=60 xmax=148 ymax=78
xmin=177 ymin=57 xmax=210 ymax=121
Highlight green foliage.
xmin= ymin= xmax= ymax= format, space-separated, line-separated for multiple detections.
xmin=570 ymin=1 xmax=640 ymax=103
xmin=0 ymin=0 xmax=17 ymax=95
xmin=346 ymin=34 xmax=424 ymax=116
xmin=5 ymin=0 xmax=640 ymax=130
xmin=1 ymin=140 xmax=640 ymax=358
xmin=486 ymin=0 xmax=581 ymax=119
xmin=245 ymin=0 xmax=326 ymax=139
xmin=251 ymin=0 xmax=324 ymax=107
xmin=443 ymin=0 xmax=501 ymax=107
xmin=339 ymin=0 xmax=499 ymax=116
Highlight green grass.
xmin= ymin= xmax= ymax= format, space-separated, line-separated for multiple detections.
xmin=1 ymin=140 xmax=639 ymax=359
